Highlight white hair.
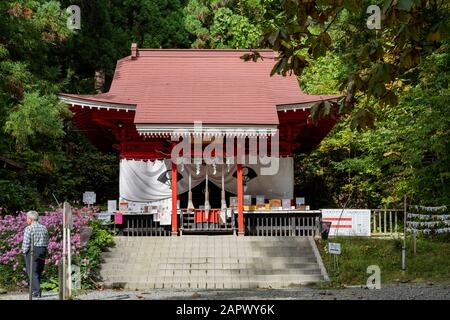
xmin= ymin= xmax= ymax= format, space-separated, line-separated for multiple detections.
xmin=26 ymin=210 xmax=39 ymax=222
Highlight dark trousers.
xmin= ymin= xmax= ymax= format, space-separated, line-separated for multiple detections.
xmin=25 ymin=247 xmax=47 ymax=297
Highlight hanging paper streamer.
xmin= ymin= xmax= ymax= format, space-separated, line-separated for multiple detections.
xmin=187 ymin=168 xmax=195 ymax=212
xmin=221 ymin=164 xmax=227 ymax=210
xmin=204 ymin=168 xmax=211 ymax=219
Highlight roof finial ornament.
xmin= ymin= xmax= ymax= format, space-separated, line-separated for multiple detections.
xmin=131 ymin=43 xmax=139 ymax=60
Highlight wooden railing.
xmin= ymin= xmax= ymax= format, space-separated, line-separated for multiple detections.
xmin=244 ymin=210 xmax=321 ymax=237
xmin=115 ymin=214 xmax=172 ymax=236
xmin=112 ymin=210 xmax=322 ymax=236
xmin=179 ymin=209 xmax=236 ymax=234
xmin=371 ymin=209 xmax=404 ymax=236
xmin=111 ymin=209 xmax=403 ymax=237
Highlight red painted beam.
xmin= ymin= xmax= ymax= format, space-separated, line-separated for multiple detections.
xmin=120 ymin=152 xmax=171 ymax=160
xmin=237 ymin=163 xmax=244 ymax=236
xmin=171 ymin=161 xmax=178 ymax=236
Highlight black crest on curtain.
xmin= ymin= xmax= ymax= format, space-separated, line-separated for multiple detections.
xmin=157 ymin=170 xmax=183 ymax=189
xmin=232 ymin=166 xmax=257 ymax=185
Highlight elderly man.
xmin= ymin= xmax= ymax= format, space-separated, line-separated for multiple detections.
xmin=22 ymin=211 xmax=49 ymax=298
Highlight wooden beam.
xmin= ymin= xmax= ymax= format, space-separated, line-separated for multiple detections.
xmin=171 ymin=160 xmax=178 ymax=236
xmin=237 ymin=163 xmax=244 ymax=236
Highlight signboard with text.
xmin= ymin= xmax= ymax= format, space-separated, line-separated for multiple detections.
xmin=107 ymin=200 xmax=117 ymax=213
xmin=97 ymin=212 xmax=111 ymax=224
xmin=83 ymin=192 xmax=96 ymax=205
xmin=321 ymin=209 xmax=371 ymax=236
xmin=328 ymin=242 xmax=341 ymax=254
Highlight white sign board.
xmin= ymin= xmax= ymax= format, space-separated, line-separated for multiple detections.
xmin=160 ymin=208 xmax=172 ymax=226
xmin=321 ymin=209 xmax=371 ymax=236
xmin=83 ymin=191 xmax=96 ymax=205
xmin=107 ymin=200 xmax=117 ymax=213
xmin=328 ymin=242 xmax=341 ymax=254
xmin=96 ymin=212 xmax=111 ymax=224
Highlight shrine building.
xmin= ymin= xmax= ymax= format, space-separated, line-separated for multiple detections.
xmin=59 ymin=44 xmax=339 ymax=237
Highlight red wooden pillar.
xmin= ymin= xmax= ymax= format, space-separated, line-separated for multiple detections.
xmin=237 ymin=163 xmax=244 ymax=236
xmin=171 ymin=161 xmax=178 ymax=236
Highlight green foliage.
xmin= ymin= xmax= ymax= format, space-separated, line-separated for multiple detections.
xmin=0 ymin=217 xmax=115 ymax=291
xmin=300 ymin=52 xmax=347 ymax=95
xmin=209 ymin=8 xmax=260 ymax=48
xmin=0 ymin=0 xmax=447 ymax=213
xmin=317 ymin=237 xmax=450 ymax=287
xmin=1 ymin=0 xmax=189 ymax=211
xmin=244 ymin=0 xmax=450 ymax=128
xmin=294 ymin=12 xmax=449 ymax=208
xmin=58 ymin=0 xmax=190 ymax=92
xmin=0 ymin=180 xmax=40 ymax=213
xmin=73 ymin=219 xmax=115 ymax=289
xmin=4 ymin=92 xmax=70 ymax=147
xmin=40 ymin=277 xmax=59 ymax=292
xmin=0 ymin=264 xmax=22 ymax=289
xmin=184 ymin=0 xmax=267 ymax=48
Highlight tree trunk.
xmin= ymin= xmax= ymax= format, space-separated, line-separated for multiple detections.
xmin=94 ymin=69 xmax=105 ymax=93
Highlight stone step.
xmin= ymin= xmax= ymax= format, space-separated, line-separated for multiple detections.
xmin=103 ymin=247 xmax=315 ymax=254
xmin=102 ymin=258 xmax=317 ymax=270
xmin=103 ymin=253 xmax=315 ymax=259
xmin=111 ymin=241 xmax=312 ymax=247
xmin=101 ymin=272 xmax=323 ymax=281
xmin=106 ymin=246 xmax=314 ymax=253
xmin=99 ymin=236 xmax=327 ymax=289
xmin=100 ymin=263 xmax=320 ymax=272
xmin=101 ymin=257 xmax=318 ymax=265
xmin=104 ymin=273 xmax=321 ymax=283
xmin=102 ymin=276 xmax=323 ymax=290
xmin=105 ymin=249 xmax=314 ymax=255
xmin=105 ymin=282 xmax=319 ymax=289
xmin=101 ymin=270 xmax=322 ymax=280
xmin=102 ymin=254 xmax=316 ymax=261
xmin=100 ymin=265 xmax=322 ymax=275
xmin=104 ymin=251 xmax=314 ymax=257
xmin=101 ymin=255 xmax=317 ymax=264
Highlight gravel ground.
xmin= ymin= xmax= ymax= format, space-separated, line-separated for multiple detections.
xmin=1 ymin=283 xmax=449 ymax=300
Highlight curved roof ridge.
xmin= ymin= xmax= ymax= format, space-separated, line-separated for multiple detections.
xmin=60 ymin=48 xmax=339 ymax=125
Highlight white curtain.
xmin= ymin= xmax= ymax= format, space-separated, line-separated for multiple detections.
xmin=119 ymin=157 xmax=294 ymax=202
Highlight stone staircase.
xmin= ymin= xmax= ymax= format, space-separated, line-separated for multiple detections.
xmin=100 ymin=236 xmax=328 ymax=290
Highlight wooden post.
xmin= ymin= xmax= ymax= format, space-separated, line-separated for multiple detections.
xmin=171 ymin=161 xmax=178 ymax=236
xmin=237 ymin=163 xmax=244 ymax=236
xmin=67 ymin=228 xmax=72 ymax=298
xmin=29 ymin=237 xmax=34 ymax=300
xmin=373 ymin=210 xmax=376 ymax=234
xmin=62 ymin=204 xmax=66 ymax=300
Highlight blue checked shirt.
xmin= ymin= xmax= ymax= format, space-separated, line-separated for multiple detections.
xmin=22 ymin=222 xmax=49 ymax=254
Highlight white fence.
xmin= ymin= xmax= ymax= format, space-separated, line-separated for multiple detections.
xmin=371 ymin=209 xmax=404 ymax=236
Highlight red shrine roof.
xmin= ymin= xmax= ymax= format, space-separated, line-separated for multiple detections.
xmin=59 ymin=48 xmax=337 ymax=128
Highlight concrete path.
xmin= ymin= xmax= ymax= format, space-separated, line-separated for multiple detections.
xmin=1 ymin=283 xmax=448 ymax=300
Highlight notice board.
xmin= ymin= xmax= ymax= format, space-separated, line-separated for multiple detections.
xmin=321 ymin=209 xmax=371 ymax=236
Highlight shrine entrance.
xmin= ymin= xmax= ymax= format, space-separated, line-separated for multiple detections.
xmin=178 ymin=181 xmax=236 ymax=235
xmin=58 ymin=45 xmax=339 ymax=238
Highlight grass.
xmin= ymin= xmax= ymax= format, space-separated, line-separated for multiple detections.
xmin=315 ymin=236 xmax=450 ymax=288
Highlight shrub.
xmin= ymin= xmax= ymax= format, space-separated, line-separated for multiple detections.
xmin=0 ymin=207 xmax=114 ymax=290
